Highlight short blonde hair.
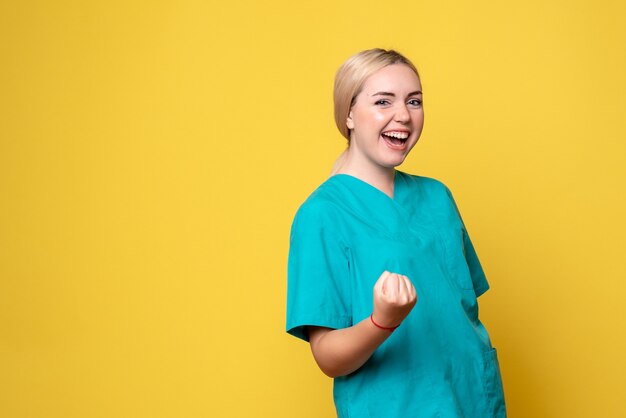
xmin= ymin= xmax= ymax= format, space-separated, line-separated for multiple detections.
xmin=333 ymin=48 xmax=420 ymax=141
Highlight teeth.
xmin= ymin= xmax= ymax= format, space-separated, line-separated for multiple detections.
xmin=383 ymin=131 xmax=409 ymax=139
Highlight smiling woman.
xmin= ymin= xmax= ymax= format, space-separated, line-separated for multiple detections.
xmin=286 ymin=49 xmax=507 ymax=418
xmin=344 ymin=64 xmax=424 ymax=172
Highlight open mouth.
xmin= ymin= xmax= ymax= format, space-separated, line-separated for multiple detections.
xmin=381 ymin=131 xmax=410 ymax=149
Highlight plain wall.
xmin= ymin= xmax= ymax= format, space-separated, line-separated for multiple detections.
xmin=1 ymin=1 xmax=625 ymax=417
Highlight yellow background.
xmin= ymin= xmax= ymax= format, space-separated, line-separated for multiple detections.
xmin=1 ymin=1 xmax=625 ymax=417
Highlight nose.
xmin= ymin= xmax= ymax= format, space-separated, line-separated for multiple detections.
xmin=394 ymin=103 xmax=410 ymax=123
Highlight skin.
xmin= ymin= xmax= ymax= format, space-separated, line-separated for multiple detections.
xmin=308 ymin=64 xmax=423 ymax=378
xmin=337 ymin=63 xmax=424 ymax=198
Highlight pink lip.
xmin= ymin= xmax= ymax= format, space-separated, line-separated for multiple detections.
xmin=381 ymin=134 xmax=409 ymax=151
xmin=381 ymin=129 xmax=411 ymax=134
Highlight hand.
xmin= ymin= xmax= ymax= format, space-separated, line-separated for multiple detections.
xmin=372 ymin=271 xmax=417 ymax=329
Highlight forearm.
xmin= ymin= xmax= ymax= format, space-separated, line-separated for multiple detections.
xmin=308 ymin=317 xmax=392 ymax=378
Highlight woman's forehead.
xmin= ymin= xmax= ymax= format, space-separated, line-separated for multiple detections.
xmin=360 ymin=65 xmax=422 ymax=96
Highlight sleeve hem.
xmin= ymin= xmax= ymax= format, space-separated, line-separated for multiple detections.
xmin=286 ymin=316 xmax=352 ymax=342
xmin=474 ymin=282 xmax=490 ymax=298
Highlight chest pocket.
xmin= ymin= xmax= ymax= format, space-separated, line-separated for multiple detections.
xmin=441 ymin=226 xmax=475 ymax=291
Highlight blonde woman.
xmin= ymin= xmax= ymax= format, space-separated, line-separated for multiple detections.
xmin=286 ymin=48 xmax=506 ymax=417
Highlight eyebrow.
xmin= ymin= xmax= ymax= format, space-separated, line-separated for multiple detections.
xmin=371 ymin=90 xmax=423 ymax=97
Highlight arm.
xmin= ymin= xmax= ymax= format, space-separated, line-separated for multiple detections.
xmin=308 ymin=271 xmax=417 ymax=378
xmin=308 ymin=319 xmax=391 ymax=378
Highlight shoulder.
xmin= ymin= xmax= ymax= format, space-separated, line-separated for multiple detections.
xmin=397 ymin=170 xmax=454 ymax=197
xmin=291 ymin=178 xmax=346 ymax=231
xmin=396 ymin=171 xmax=460 ymax=216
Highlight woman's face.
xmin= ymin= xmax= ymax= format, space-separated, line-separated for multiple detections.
xmin=346 ymin=64 xmax=424 ymax=170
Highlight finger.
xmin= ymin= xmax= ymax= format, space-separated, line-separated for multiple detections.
xmin=387 ymin=273 xmax=400 ymax=298
xmin=403 ymin=276 xmax=417 ymax=301
xmin=376 ymin=270 xmax=390 ymax=294
xmin=398 ymin=275 xmax=410 ymax=298
xmin=404 ymin=276 xmax=417 ymax=300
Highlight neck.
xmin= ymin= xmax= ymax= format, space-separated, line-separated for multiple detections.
xmin=335 ymin=149 xmax=396 ymax=198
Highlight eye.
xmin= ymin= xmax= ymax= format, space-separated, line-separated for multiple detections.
xmin=408 ymin=98 xmax=423 ymax=107
xmin=374 ymin=99 xmax=391 ymax=106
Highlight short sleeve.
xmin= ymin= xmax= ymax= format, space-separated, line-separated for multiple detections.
xmin=444 ymin=186 xmax=490 ymax=297
xmin=462 ymin=228 xmax=490 ymax=297
xmin=286 ymin=201 xmax=352 ymax=342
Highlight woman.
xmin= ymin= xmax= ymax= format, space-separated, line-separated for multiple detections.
xmin=286 ymin=48 xmax=506 ymax=418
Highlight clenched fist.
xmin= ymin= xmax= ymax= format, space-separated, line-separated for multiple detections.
xmin=372 ymin=271 xmax=417 ymax=329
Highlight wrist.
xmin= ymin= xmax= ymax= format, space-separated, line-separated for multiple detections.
xmin=370 ymin=313 xmax=400 ymax=332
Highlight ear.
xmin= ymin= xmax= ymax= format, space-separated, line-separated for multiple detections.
xmin=346 ymin=110 xmax=355 ymax=130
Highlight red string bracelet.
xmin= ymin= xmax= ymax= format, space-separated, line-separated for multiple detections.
xmin=370 ymin=314 xmax=400 ymax=332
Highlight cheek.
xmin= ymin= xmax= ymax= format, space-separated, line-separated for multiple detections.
xmin=413 ymin=111 xmax=425 ymax=127
xmin=370 ymin=109 xmax=386 ymax=122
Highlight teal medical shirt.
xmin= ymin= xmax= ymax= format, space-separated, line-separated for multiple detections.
xmin=286 ymin=170 xmax=506 ymax=418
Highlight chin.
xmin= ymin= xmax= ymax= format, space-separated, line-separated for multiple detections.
xmin=381 ymin=156 xmax=406 ymax=169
